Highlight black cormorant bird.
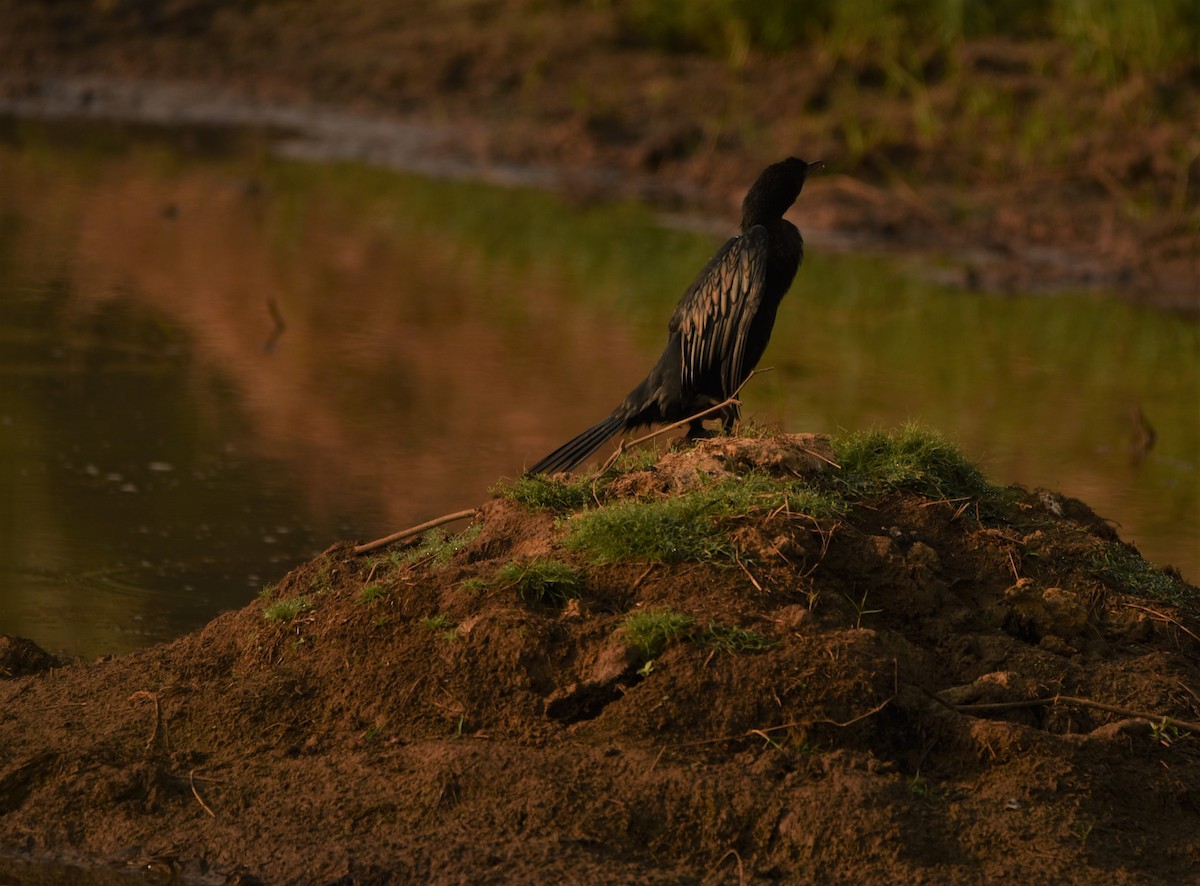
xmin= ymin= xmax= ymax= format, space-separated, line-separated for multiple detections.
xmin=528 ymin=157 xmax=822 ymax=475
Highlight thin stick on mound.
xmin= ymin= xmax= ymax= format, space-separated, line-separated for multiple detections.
xmin=128 ymin=690 xmax=163 ymax=752
xmin=952 ymin=695 xmax=1200 ymax=734
xmin=597 ymin=367 xmax=773 ymax=474
xmin=670 ymin=696 xmax=894 ymax=749
xmin=190 ymin=769 xmax=216 ymax=818
xmin=1121 ymin=601 xmax=1200 ymax=647
xmin=353 ymin=508 xmax=478 ymax=556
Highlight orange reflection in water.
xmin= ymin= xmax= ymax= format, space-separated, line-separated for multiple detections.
xmin=59 ymin=159 xmax=645 ymax=538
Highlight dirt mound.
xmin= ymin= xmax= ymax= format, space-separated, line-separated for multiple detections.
xmin=2 ymin=433 xmax=1198 ymax=883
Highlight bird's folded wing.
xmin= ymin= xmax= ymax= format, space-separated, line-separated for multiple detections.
xmin=670 ymin=225 xmax=768 ymax=397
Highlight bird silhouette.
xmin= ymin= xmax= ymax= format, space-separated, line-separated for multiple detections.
xmin=528 ymin=157 xmax=822 ymax=475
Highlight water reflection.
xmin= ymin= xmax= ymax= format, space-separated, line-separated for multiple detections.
xmin=1 ymin=119 xmax=1196 ymax=657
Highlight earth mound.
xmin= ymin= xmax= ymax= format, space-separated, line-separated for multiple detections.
xmin=2 ymin=431 xmax=1198 ymax=883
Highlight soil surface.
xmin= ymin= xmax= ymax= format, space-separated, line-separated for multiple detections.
xmin=3 ymin=435 xmax=1199 ymax=883
xmin=1 ymin=0 xmax=1198 ymax=311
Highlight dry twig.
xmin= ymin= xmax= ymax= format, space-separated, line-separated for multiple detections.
xmin=668 ymin=696 xmax=893 ymax=749
xmin=952 ymin=694 xmax=1200 ymax=734
xmin=733 ymin=550 xmax=765 ymax=593
xmin=630 ymin=564 xmax=656 ymax=591
xmin=713 ymin=848 xmax=747 ymax=886
xmin=190 ymin=769 xmax=216 ymax=817
xmin=354 ymin=508 xmax=477 ymax=556
xmin=1122 ymin=602 xmax=1200 ymax=647
xmin=128 ymin=690 xmax=163 ymax=752
xmin=798 ymin=446 xmax=840 ymax=469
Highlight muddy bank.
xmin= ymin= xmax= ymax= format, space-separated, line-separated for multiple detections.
xmin=2 ymin=434 xmax=1198 ymax=883
xmin=1 ymin=0 xmax=1197 ymax=311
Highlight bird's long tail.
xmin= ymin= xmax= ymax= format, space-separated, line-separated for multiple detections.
xmin=526 ymin=412 xmax=627 ymax=475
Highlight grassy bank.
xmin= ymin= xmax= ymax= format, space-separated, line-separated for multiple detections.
xmin=616 ymin=0 xmax=1200 ymax=79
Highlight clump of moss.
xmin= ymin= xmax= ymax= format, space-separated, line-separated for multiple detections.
xmin=622 ymin=612 xmax=775 ymax=657
xmin=493 ymin=474 xmax=596 ymax=512
xmin=621 ymin=608 xmax=696 ymax=657
xmin=263 ymin=595 xmax=312 ymax=623
xmin=495 ymin=446 xmax=664 ymax=512
xmin=565 ymin=471 xmax=843 ymax=563
xmin=1090 ymin=543 xmax=1198 ymax=611
xmin=358 ymin=583 xmax=388 ymax=605
xmin=496 ymin=558 xmax=584 ymax=608
xmin=697 ymin=622 xmax=776 ymax=653
xmin=566 ymin=492 xmax=732 ymax=562
xmin=420 ymin=614 xmax=459 ymax=642
xmin=401 ymin=524 xmax=482 ymax=567
xmin=830 ymin=423 xmax=1003 ymax=502
xmin=307 ymin=561 xmax=338 ymax=594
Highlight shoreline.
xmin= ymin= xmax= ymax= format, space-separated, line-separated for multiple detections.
xmin=3 ymin=73 xmax=1196 ymax=315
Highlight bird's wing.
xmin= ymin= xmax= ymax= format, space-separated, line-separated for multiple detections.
xmin=669 ymin=226 xmax=769 ymax=397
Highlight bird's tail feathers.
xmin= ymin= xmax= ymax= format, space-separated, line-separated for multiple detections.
xmin=526 ymin=412 xmax=627 ymax=475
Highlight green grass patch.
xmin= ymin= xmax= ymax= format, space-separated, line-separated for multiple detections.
xmin=696 ymin=622 xmax=777 ymax=653
xmin=496 ymin=558 xmax=584 ymax=608
xmin=362 ymin=549 xmax=409 ymax=574
xmin=358 ymin=583 xmax=388 ymax=605
xmin=400 ymin=524 xmax=482 ymax=567
xmin=830 ymin=424 xmax=1004 ymax=503
xmin=1090 ymin=543 xmax=1198 ymax=610
xmin=419 ymin=614 xmax=459 ymax=642
xmin=257 ymin=583 xmax=277 ymax=602
xmin=494 ymin=473 xmax=596 ymax=512
xmin=567 ymin=492 xmax=733 ymax=562
xmin=306 ymin=561 xmax=338 ymax=594
xmin=497 ymin=447 xmax=663 ymax=512
xmin=263 ymin=595 xmax=312 ymax=623
xmin=566 ymin=471 xmax=844 ymax=563
xmin=621 ymin=608 xmax=696 ymax=657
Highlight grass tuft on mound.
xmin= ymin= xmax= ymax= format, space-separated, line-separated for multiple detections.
xmin=619 ymin=610 xmax=775 ymax=657
xmin=494 ymin=474 xmax=596 ymax=512
xmin=495 ymin=449 xmax=660 ymax=512
xmin=400 ymin=525 xmax=482 ymax=567
xmin=263 ymin=595 xmax=312 ymax=622
xmin=1091 ymin=543 xmax=1199 ymax=611
xmin=697 ymin=622 xmax=777 ymax=653
xmin=358 ymin=583 xmax=388 ymax=605
xmin=621 ymin=608 xmax=696 ymax=657
xmin=495 ymin=558 xmax=584 ymax=608
xmin=566 ymin=492 xmax=734 ymax=562
xmin=830 ymin=424 xmax=1003 ymax=503
xmin=565 ymin=472 xmax=844 ymax=563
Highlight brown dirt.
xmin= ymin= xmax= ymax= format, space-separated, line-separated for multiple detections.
xmin=1 ymin=0 xmax=1198 ymax=311
xmin=3 ymin=435 xmax=1199 ymax=883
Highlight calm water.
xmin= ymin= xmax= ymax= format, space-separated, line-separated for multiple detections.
xmin=2 ymin=119 xmax=1197 ymax=658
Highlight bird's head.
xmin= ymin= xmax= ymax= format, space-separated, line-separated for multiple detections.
xmin=741 ymin=157 xmax=823 ymax=229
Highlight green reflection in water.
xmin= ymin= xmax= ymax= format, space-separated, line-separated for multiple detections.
xmin=0 ymin=291 xmax=339 ymax=657
xmin=760 ymin=255 xmax=1197 ymax=562
xmin=0 ymin=118 xmax=1195 ymax=661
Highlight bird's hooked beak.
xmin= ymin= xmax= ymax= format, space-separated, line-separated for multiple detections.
xmin=806 ymin=160 xmax=825 ymax=175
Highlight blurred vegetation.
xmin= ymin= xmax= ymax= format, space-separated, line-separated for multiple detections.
xmin=609 ymin=0 xmax=1200 ymax=79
